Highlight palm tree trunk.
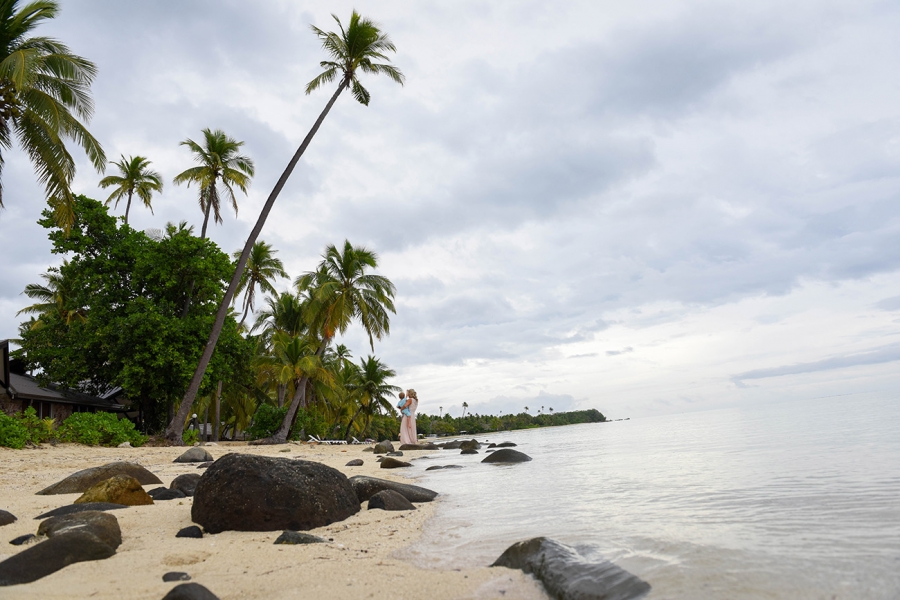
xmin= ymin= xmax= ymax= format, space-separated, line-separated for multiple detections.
xmin=200 ymin=196 xmax=212 ymax=240
xmin=276 ymin=383 xmax=286 ymax=408
xmin=124 ymin=189 xmax=133 ymax=225
xmin=239 ymin=292 xmax=251 ymax=327
xmin=165 ymin=79 xmax=349 ymax=445
xmin=212 ymin=380 xmax=222 ymax=442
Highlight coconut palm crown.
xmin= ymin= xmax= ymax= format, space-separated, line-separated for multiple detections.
xmin=98 ymin=154 xmax=162 ymax=225
xmin=233 ymin=240 xmax=288 ymax=326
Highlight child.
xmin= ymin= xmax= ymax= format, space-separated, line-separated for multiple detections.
xmin=396 ymin=391 xmax=411 ymax=417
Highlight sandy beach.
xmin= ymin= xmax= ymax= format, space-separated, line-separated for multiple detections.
xmin=0 ymin=442 xmax=546 ymax=600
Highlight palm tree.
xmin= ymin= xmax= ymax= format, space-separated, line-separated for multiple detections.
xmin=233 ymin=240 xmax=287 ymax=327
xmin=173 ymin=128 xmax=254 ymax=240
xmin=0 ymin=0 xmax=105 ymax=230
xmin=17 ymin=262 xmax=85 ymax=327
xmin=461 ymin=402 xmax=468 ymax=419
xmin=98 ymin=155 xmax=163 ymax=225
xmin=343 ymin=355 xmax=400 ymax=439
xmin=166 ymin=10 xmax=403 ymax=445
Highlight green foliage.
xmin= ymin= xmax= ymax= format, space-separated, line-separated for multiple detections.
xmin=182 ymin=429 xmax=199 ymax=445
xmin=417 ymin=408 xmax=607 ymax=437
xmin=247 ymin=404 xmax=299 ymax=441
xmin=15 ymin=407 xmax=55 ymax=443
xmin=57 ymin=412 xmax=146 ymax=447
xmin=0 ymin=413 xmax=28 ymax=449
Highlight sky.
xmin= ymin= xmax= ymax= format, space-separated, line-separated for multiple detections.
xmin=1 ymin=0 xmax=899 ymax=419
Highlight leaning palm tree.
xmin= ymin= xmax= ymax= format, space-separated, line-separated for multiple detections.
xmin=165 ymin=11 xmax=403 ymax=444
xmin=173 ymin=128 xmax=254 ymax=240
xmin=0 ymin=0 xmax=105 ymax=230
xmin=98 ymin=155 xmax=163 ymax=225
xmin=233 ymin=240 xmax=288 ymax=327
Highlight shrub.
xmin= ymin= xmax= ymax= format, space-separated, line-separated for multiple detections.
xmin=58 ymin=412 xmax=146 ymax=447
xmin=0 ymin=412 xmax=28 ymax=449
xmin=246 ymin=404 xmax=291 ymax=440
xmin=182 ymin=429 xmax=199 ymax=445
xmin=16 ymin=407 xmax=55 ymax=444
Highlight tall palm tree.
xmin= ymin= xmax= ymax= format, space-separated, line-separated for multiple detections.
xmin=343 ymin=355 xmax=400 ymax=439
xmin=0 ymin=0 xmax=105 ymax=230
xmin=98 ymin=155 xmax=162 ymax=225
xmin=461 ymin=401 xmax=469 ymax=419
xmin=17 ymin=262 xmax=85 ymax=327
xmin=166 ymin=10 xmax=403 ymax=445
xmin=173 ymin=128 xmax=254 ymax=240
xmin=233 ymin=240 xmax=287 ymax=327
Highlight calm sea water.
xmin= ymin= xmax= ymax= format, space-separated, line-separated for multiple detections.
xmin=398 ymin=394 xmax=900 ymax=599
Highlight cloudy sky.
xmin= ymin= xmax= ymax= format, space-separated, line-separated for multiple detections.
xmin=1 ymin=0 xmax=899 ymax=419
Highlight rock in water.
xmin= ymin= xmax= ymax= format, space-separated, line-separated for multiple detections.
xmin=496 ymin=441 xmax=517 ymax=447
xmin=162 ymin=582 xmax=221 ymax=600
xmin=176 ymin=526 xmax=203 ymax=539
xmin=174 ymin=448 xmax=213 ymax=463
xmin=491 ymin=537 xmax=651 ymax=600
xmin=345 ymin=459 xmax=364 ymax=466
xmin=0 ymin=530 xmax=116 ymax=586
xmin=0 ymin=510 xmax=16 ymax=526
xmin=372 ymin=441 xmax=394 ymax=454
xmin=459 ymin=439 xmax=481 ymax=450
xmin=191 ymin=454 xmax=360 ymax=534
xmin=460 ymin=448 xmax=479 ymax=455
xmin=37 ymin=511 xmax=122 ymax=550
xmin=36 ymin=462 xmax=162 ymax=495
xmin=367 ymin=490 xmax=416 ymax=511
xmin=481 ymin=448 xmax=532 ymax=463
xmin=163 ymin=572 xmax=192 ymax=582
xmin=349 ymin=476 xmax=438 ymax=503
xmin=34 ymin=503 xmax=127 ymax=520
xmin=74 ymin=475 xmax=154 ymax=506
xmin=273 ymin=531 xmax=325 ymax=545
xmin=170 ymin=474 xmax=202 ymax=497
xmin=398 ymin=443 xmax=440 ymax=451
xmin=379 ymin=457 xmax=411 ymax=469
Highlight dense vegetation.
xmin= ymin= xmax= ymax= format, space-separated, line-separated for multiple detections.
xmin=0 ymin=407 xmax=146 ymax=449
xmin=418 ymin=409 xmax=606 ymax=437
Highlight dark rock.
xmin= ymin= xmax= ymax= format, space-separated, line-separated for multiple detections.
xmin=149 ymin=487 xmax=187 ymax=501
xmin=162 ymin=582 xmax=221 ymax=600
xmin=386 ymin=451 xmax=404 ymax=457
xmin=482 ymin=448 xmax=532 ymax=463
xmin=163 ymin=572 xmax=192 ymax=582
xmin=491 ymin=537 xmax=651 ymax=600
xmin=362 ymin=447 xmax=374 ymax=453
xmin=9 ymin=534 xmax=37 ymax=546
xmin=345 ymin=459 xmax=364 ymax=466
xmin=460 ymin=448 xmax=479 ymax=455
xmin=74 ymin=474 xmax=154 ymax=505
xmin=35 ymin=502 xmax=127 ymax=520
xmin=425 ymin=464 xmax=464 ymax=471
xmin=0 ymin=510 xmax=15 ymax=526
xmin=460 ymin=439 xmax=481 ymax=451
xmin=191 ymin=454 xmax=360 ymax=534
xmin=37 ymin=510 xmax=121 ymax=550
xmin=36 ymin=462 xmax=162 ymax=495
xmin=398 ymin=443 xmax=440 ymax=451
xmin=487 ymin=443 xmax=497 ymax=448
xmin=349 ymin=476 xmax=438 ymax=503
xmin=196 ymin=462 xmax=213 ymax=469
xmin=379 ymin=457 xmax=411 ymax=469
xmin=375 ymin=457 xmax=384 ymax=462
xmin=440 ymin=440 xmax=462 ymax=449
xmin=486 ymin=449 xmax=496 ymax=453
xmin=176 ymin=526 xmax=203 ymax=539
xmin=273 ymin=531 xmax=326 ymax=545
xmin=0 ymin=530 xmax=116 ymax=586
xmin=372 ymin=441 xmax=394 ymax=454
xmin=425 ymin=465 xmax=444 ymax=471
xmin=174 ymin=448 xmax=213 ymax=463
xmin=496 ymin=442 xmax=517 ymax=447
xmin=170 ymin=474 xmax=202 ymax=496
xmin=367 ymin=490 xmax=416 ymax=511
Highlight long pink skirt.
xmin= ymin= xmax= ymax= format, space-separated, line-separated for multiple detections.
xmin=399 ymin=413 xmax=417 ymax=445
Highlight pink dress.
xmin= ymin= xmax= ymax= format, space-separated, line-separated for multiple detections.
xmin=399 ymin=398 xmax=418 ymax=444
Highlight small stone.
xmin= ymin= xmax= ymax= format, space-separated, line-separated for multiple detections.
xmin=460 ymin=448 xmax=479 ymax=455
xmin=386 ymin=451 xmax=403 ymax=457
xmin=117 ymin=441 xmax=132 ymax=448
xmin=367 ymin=490 xmax=416 ymax=511
xmin=345 ymin=459 xmax=364 ymax=466
xmin=34 ymin=503 xmax=127 ymax=520
xmin=170 ymin=474 xmax=202 ymax=497
xmin=162 ymin=572 xmax=192 ymax=582
xmin=9 ymin=534 xmax=37 ymax=546
xmin=0 ymin=510 xmax=16 ymax=526
xmin=273 ymin=531 xmax=326 ymax=545
xmin=162 ymin=582 xmax=221 ymax=600
xmin=379 ymin=457 xmax=411 ymax=469
xmin=74 ymin=475 xmax=153 ymax=506
xmin=174 ymin=448 xmax=213 ymax=463
xmin=176 ymin=526 xmax=203 ymax=539
xmin=148 ymin=487 xmax=186 ymax=501
xmin=279 ymin=448 xmax=291 ymax=452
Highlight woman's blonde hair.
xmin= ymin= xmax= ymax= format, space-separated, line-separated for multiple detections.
xmin=406 ymin=389 xmax=417 ymax=400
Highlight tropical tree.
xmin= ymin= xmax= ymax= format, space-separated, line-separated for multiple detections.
xmin=0 ymin=0 xmax=105 ymax=230
xmin=343 ymin=355 xmax=400 ymax=439
xmin=461 ymin=401 xmax=468 ymax=419
xmin=173 ymin=128 xmax=254 ymax=240
xmin=233 ymin=240 xmax=287 ymax=327
xmin=98 ymin=155 xmax=163 ymax=225
xmin=166 ymin=10 xmax=403 ymax=445
xmin=16 ymin=262 xmax=85 ymax=327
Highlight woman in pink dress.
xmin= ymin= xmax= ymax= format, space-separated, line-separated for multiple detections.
xmin=399 ymin=389 xmax=418 ymax=444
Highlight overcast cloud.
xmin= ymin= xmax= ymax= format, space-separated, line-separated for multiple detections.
xmin=1 ymin=0 xmax=898 ymax=419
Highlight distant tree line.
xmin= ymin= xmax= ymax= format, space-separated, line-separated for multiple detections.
xmin=418 ymin=408 xmax=606 ymax=437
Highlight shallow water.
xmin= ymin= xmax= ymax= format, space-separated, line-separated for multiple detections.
xmin=399 ymin=394 xmax=900 ymax=599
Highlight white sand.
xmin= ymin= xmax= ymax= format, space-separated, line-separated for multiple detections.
xmin=0 ymin=442 xmax=547 ymax=599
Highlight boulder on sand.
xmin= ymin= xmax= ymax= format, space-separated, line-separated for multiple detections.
xmin=162 ymin=582 xmax=221 ymax=600
xmin=0 ymin=530 xmax=116 ymax=586
xmin=349 ymin=476 xmax=438 ymax=503
xmin=273 ymin=531 xmax=325 ymax=545
xmin=174 ymin=448 xmax=213 ymax=463
xmin=170 ymin=473 xmax=202 ymax=497
xmin=74 ymin=475 xmax=154 ymax=506
xmin=36 ymin=462 xmax=162 ymax=495
xmin=345 ymin=459 xmax=364 ymax=466
xmin=149 ymin=487 xmax=186 ymax=501
xmin=37 ymin=510 xmax=122 ymax=550
xmin=176 ymin=526 xmax=203 ymax=539
xmin=481 ymin=448 xmax=532 ymax=463
xmin=0 ymin=510 xmax=15 ymax=526
xmin=191 ymin=454 xmax=360 ymax=534
xmin=372 ymin=441 xmax=394 ymax=454
xmin=367 ymin=489 xmax=416 ymax=511
xmin=35 ymin=502 xmax=126 ymax=520
xmin=492 ymin=537 xmax=651 ymax=600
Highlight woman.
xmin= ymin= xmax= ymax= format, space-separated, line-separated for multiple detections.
xmin=399 ymin=389 xmax=418 ymax=444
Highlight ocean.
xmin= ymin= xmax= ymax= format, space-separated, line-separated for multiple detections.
xmin=398 ymin=393 xmax=900 ymax=599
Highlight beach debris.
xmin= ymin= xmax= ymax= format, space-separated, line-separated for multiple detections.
xmin=34 ymin=502 xmax=127 ymax=519
xmin=372 ymin=440 xmax=394 ymax=454
xmin=174 ymin=447 xmax=213 ymax=463
xmin=491 ymin=537 xmax=651 ymax=600
xmin=38 ymin=510 xmax=122 ymax=549
xmin=482 ymin=449 xmax=532 ymax=464
xmin=398 ymin=443 xmax=440 ymax=450
xmin=460 ymin=439 xmax=481 ymax=451
xmin=386 ymin=451 xmax=404 ymax=457
xmin=349 ymin=476 xmax=438 ymax=503
xmin=191 ymin=454 xmax=360 ymax=533
xmin=9 ymin=534 xmax=37 ymax=545
xmin=149 ymin=487 xmax=186 ymax=501
xmin=195 ymin=461 xmax=213 ymax=469
xmin=74 ymin=474 xmax=154 ymax=506
xmin=162 ymin=582 xmax=220 ymax=600
xmin=176 ymin=526 xmax=203 ymax=539
xmin=379 ymin=457 xmax=411 ymax=469
xmin=460 ymin=448 xmax=479 ymax=455
xmin=367 ymin=490 xmax=416 ymax=511
xmin=0 ymin=510 xmax=16 ymax=526
xmin=345 ymin=459 xmax=364 ymax=466
xmin=273 ymin=531 xmax=326 ymax=545
xmin=36 ymin=461 xmax=162 ymax=495
xmin=163 ymin=572 xmax=192 ymax=582
xmin=117 ymin=441 xmax=133 ymax=448
xmin=170 ymin=473 xmax=202 ymax=497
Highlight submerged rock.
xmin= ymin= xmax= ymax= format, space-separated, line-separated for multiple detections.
xmin=0 ymin=530 xmax=116 ymax=586
xmin=37 ymin=510 xmax=122 ymax=550
xmin=36 ymin=462 xmax=162 ymax=495
xmin=460 ymin=440 xmax=481 ymax=451
xmin=367 ymin=490 xmax=416 ymax=511
xmin=74 ymin=475 xmax=153 ymax=506
xmin=481 ymin=448 xmax=532 ymax=463
xmin=460 ymin=448 xmax=479 ymax=455
xmin=425 ymin=465 xmax=464 ymax=471
xmin=496 ymin=442 xmax=517 ymax=447
xmin=379 ymin=457 xmax=411 ymax=469
xmin=273 ymin=531 xmax=325 ymax=545
xmin=0 ymin=510 xmax=16 ymax=526
xmin=162 ymin=582 xmax=221 ymax=600
xmin=349 ymin=476 xmax=438 ymax=503
xmin=34 ymin=502 xmax=127 ymax=520
xmin=170 ymin=474 xmax=202 ymax=497
xmin=491 ymin=537 xmax=651 ymax=600
xmin=174 ymin=448 xmax=213 ymax=463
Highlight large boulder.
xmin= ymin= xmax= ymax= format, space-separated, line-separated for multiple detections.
xmin=74 ymin=475 xmax=153 ymax=506
xmin=380 ymin=457 xmax=411 ymax=469
xmin=367 ymin=490 xmax=416 ymax=511
xmin=174 ymin=448 xmax=213 ymax=463
xmin=37 ymin=510 xmax=122 ymax=550
xmin=349 ymin=476 xmax=438 ymax=503
xmin=372 ymin=441 xmax=394 ymax=454
xmin=162 ymin=582 xmax=221 ymax=600
xmin=0 ymin=530 xmax=116 ymax=586
xmin=35 ymin=503 xmax=126 ymax=520
xmin=170 ymin=473 xmax=202 ymax=497
xmin=481 ymin=448 xmax=532 ymax=463
xmin=491 ymin=537 xmax=651 ymax=600
xmin=36 ymin=462 xmax=162 ymax=495
xmin=0 ymin=510 xmax=16 ymax=526
xmin=460 ymin=439 xmax=481 ymax=451
xmin=191 ymin=454 xmax=360 ymax=534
